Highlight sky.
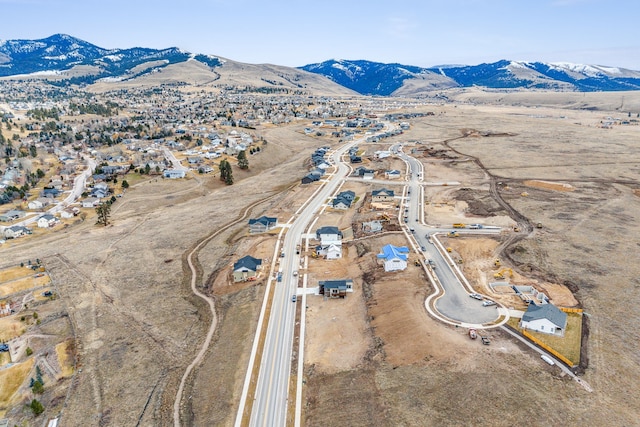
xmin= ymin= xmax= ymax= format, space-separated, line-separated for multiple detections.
xmin=1 ymin=0 xmax=639 ymax=69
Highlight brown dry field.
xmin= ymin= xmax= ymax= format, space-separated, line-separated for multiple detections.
xmin=1 ymin=93 xmax=640 ymax=425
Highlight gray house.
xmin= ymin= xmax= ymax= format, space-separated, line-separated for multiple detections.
xmin=248 ymin=216 xmax=278 ymax=233
xmin=372 ymin=188 xmax=395 ymax=203
xmin=0 ymin=210 xmax=26 ymax=222
xmin=232 ymin=255 xmax=262 ymax=282
xmin=520 ymin=303 xmax=567 ymax=336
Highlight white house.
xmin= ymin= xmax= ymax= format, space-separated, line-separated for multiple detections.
xmin=60 ymin=208 xmax=78 ymax=219
xmin=316 ymin=226 xmax=343 ymax=245
xmin=37 ymin=214 xmax=58 ymax=228
xmin=376 ymin=244 xmax=409 ymax=272
xmin=520 ymin=303 xmax=567 ymax=336
xmin=82 ymin=197 xmax=100 ymax=208
xmin=28 ymin=200 xmax=44 ymax=210
xmin=163 ymin=169 xmax=186 ymax=179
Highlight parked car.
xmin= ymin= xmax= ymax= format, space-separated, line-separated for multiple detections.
xmin=469 ymin=293 xmax=483 ymax=300
xmin=482 ymin=300 xmax=496 ymax=307
xmin=0 ymin=343 xmax=9 ymax=352
xmin=292 ymin=271 xmax=298 ymax=277
xmin=481 ymin=336 xmax=490 ymax=345
xmin=291 ymin=295 xmax=297 ymax=303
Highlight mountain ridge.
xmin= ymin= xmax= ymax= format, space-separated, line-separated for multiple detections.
xmin=2 ymin=34 xmax=640 ymax=95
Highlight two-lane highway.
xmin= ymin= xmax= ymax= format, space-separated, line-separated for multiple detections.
xmin=248 ymin=137 xmax=362 ymax=427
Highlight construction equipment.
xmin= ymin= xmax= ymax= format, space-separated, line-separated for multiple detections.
xmin=513 ymin=226 xmax=520 ymax=232
xmin=453 ymin=223 xmax=466 ymax=228
xmin=446 ymin=247 xmax=452 ymax=252
xmin=414 ymin=260 xmax=421 ymax=267
xmin=536 ymin=222 xmax=543 ymax=229
xmin=494 ymin=259 xmax=501 ymax=268
xmin=448 ymin=231 xmax=459 ymax=238
xmin=494 ymin=268 xmax=513 ymax=280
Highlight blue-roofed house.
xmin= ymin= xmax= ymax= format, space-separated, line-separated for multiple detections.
xmin=377 ymin=244 xmax=409 ymax=272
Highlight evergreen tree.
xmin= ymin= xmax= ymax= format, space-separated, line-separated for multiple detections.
xmin=224 ymin=163 xmax=234 ymax=185
xmin=29 ymin=399 xmax=44 ymax=416
xmin=219 ymin=159 xmax=229 ymax=181
xmin=95 ymin=203 xmax=111 ymax=226
xmin=237 ymin=150 xmax=249 ymax=169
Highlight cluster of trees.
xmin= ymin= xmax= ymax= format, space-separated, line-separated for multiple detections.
xmin=26 ymin=107 xmax=60 ymax=121
xmin=219 ymin=159 xmax=233 ymax=185
xmin=68 ymin=101 xmax=119 ymax=117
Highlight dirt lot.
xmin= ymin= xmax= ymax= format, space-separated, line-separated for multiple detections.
xmin=2 ymin=93 xmax=640 ymax=426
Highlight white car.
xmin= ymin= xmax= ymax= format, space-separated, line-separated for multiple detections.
xmin=293 ymin=271 xmax=298 ymax=277
xmin=482 ymin=300 xmax=497 ymax=307
xmin=469 ymin=293 xmax=483 ymax=300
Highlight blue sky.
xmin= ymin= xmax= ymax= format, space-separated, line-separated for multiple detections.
xmin=2 ymin=0 xmax=639 ymax=69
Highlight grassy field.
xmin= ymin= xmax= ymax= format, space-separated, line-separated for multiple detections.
xmin=0 ymin=274 xmax=50 ymax=297
xmin=0 ymin=358 xmax=34 ymax=409
xmin=0 ymin=266 xmax=33 ymax=282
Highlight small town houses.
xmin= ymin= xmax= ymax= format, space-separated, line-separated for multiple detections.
xmin=315 ymin=226 xmax=343 ymax=259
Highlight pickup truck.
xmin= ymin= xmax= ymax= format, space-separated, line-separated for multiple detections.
xmin=428 ymin=259 xmax=436 ymax=269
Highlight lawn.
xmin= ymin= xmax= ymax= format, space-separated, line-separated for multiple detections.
xmin=508 ymin=312 xmax=582 ymax=366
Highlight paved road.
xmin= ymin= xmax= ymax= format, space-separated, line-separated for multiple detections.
xmin=395 ymin=146 xmax=500 ymax=325
xmin=248 ymin=135 xmax=363 ymax=427
xmin=13 ymin=155 xmax=96 ymax=228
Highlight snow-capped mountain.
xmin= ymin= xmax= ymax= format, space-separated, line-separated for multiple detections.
xmin=0 ymin=34 xmax=219 ymax=84
xmin=2 ymin=34 xmax=640 ymax=94
xmin=301 ymin=59 xmax=640 ymax=95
